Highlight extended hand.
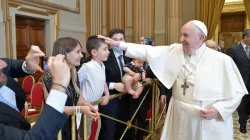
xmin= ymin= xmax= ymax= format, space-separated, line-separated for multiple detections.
xmin=97 ymin=35 xmax=120 ymax=47
xmin=144 ymin=78 xmax=152 ymax=84
xmin=200 ymin=106 xmax=219 ymax=120
xmin=160 ymin=95 xmax=167 ymax=104
xmin=101 ymin=95 xmax=110 ymax=105
xmin=25 ymin=45 xmax=45 ymax=72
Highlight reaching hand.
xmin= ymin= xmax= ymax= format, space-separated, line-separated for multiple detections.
xmin=48 ymin=54 xmax=70 ymax=88
xmin=97 ymin=35 xmax=120 ymax=47
xmin=101 ymin=95 xmax=110 ymax=105
xmin=25 ymin=45 xmax=45 ymax=72
xmin=160 ymin=95 xmax=167 ymax=104
xmin=200 ymin=106 xmax=219 ymax=120
xmin=81 ymin=106 xmax=100 ymax=120
xmin=144 ymin=78 xmax=152 ymax=84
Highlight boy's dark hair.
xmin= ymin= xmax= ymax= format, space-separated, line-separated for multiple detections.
xmin=109 ymin=28 xmax=125 ymax=38
xmin=86 ymin=35 xmax=105 ymax=56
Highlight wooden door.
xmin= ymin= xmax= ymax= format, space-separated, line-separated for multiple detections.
xmin=16 ymin=15 xmax=46 ymax=84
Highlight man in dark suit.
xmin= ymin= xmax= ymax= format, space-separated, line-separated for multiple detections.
xmin=227 ymin=29 xmax=250 ymax=134
xmin=0 ymin=46 xmax=70 ymax=139
xmin=99 ymin=28 xmax=131 ymax=140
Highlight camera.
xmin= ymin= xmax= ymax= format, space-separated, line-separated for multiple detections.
xmin=42 ymin=56 xmax=49 ymax=71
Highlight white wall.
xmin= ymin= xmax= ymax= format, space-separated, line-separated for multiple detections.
xmin=59 ymin=0 xmax=86 ymax=52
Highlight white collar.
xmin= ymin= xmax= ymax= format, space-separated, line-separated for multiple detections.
xmin=0 ymin=86 xmax=17 ymax=109
xmin=113 ymin=50 xmax=123 ymax=58
xmin=186 ymin=43 xmax=206 ymax=62
xmin=241 ymin=42 xmax=248 ymax=50
xmin=91 ymin=59 xmax=104 ymax=70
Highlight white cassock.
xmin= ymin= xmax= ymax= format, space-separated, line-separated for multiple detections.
xmin=120 ymin=42 xmax=248 ymax=140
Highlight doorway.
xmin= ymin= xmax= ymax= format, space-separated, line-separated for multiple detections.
xmin=15 ymin=15 xmax=46 ymax=84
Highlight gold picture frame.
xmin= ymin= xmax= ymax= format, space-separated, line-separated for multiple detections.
xmin=22 ymin=0 xmax=80 ymax=14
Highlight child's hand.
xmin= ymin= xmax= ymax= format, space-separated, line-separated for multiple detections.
xmin=101 ymin=95 xmax=110 ymax=105
xmin=133 ymin=73 xmax=141 ymax=82
xmin=132 ymin=92 xmax=139 ymax=99
xmin=80 ymin=106 xmax=99 ymax=120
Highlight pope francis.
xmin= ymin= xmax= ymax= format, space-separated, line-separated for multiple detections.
xmin=98 ymin=20 xmax=247 ymax=140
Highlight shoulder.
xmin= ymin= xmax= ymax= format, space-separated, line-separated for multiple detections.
xmin=206 ymin=48 xmax=233 ymax=63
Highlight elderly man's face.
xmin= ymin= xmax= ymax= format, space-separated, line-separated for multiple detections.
xmin=180 ymin=22 xmax=202 ymax=54
xmin=0 ymin=60 xmax=7 ymax=88
xmin=139 ymin=37 xmax=146 ymax=44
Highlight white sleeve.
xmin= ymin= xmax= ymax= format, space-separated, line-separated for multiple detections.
xmin=77 ymin=65 xmax=87 ymax=83
xmin=46 ymin=89 xmax=67 ymax=113
xmin=109 ymin=82 xmax=115 ymax=90
xmin=119 ymin=42 xmax=128 ymax=50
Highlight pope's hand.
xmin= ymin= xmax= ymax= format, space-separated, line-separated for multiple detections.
xmin=97 ymin=35 xmax=120 ymax=47
xmin=200 ymin=106 xmax=219 ymax=120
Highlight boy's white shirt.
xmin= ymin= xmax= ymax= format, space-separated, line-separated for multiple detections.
xmin=77 ymin=59 xmax=106 ymax=129
xmin=78 ymin=59 xmax=106 ymax=109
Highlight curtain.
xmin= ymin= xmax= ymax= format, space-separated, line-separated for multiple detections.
xmin=196 ymin=0 xmax=225 ymax=40
xmin=244 ymin=0 xmax=250 ymax=23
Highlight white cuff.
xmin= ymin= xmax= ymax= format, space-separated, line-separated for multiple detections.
xmin=109 ymin=82 xmax=115 ymax=90
xmin=119 ymin=42 xmax=127 ymax=50
xmin=22 ymin=61 xmax=35 ymax=74
xmin=46 ymin=89 xmax=67 ymax=113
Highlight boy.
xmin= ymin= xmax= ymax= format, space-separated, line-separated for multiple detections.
xmin=78 ymin=35 xmax=110 ymax=139
xmin=123 ymin=59 xmax=145 ymax=99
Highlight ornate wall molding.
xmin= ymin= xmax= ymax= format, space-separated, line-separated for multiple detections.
xmin=222 ymin=1 xmax=245 ymax=13
xmin=60 ymin=21 xmax=86 ymax=33
xmin=22 ymin=0 xmax=80 ymax=14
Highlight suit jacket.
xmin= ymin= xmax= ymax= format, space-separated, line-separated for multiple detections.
xmin=0 ymin=104 xmax=68 ymax=140
xmin=103 ymin=49 xmax=131 ymax=94
xmin=227 ymin=44 xmax=250 ymax=87
xmin=1 ymin=58 xmax=28 ymax=111
xmin=0 ymin=102 xmax=30 ymax=131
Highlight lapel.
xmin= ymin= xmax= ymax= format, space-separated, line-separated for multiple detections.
xmin=109 ymin=50 xmax=122 ymax=75
xmin=238 ymin=44 xmax=249 ymax=60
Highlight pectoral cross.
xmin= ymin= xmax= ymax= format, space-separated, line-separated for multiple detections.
xmin=181 ymin=79 xmax=189 ymax=95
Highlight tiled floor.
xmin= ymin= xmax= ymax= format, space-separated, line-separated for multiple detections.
xmin=233 ymin=112 xmax=250 ymax=140
xmin=155 ymin=112 xmax=250 ymax=140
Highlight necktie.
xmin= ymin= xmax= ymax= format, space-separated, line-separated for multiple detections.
xmin=118 ymin=55 xmax=124 ymax=76
xmin=118 ymin=55 xmax=124 ymax=68
xmin=246 ymin=46 xmax=250 ymax=59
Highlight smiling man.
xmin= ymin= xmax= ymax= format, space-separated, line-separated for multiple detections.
xmin=98 ymin=20 xmax=247 ymax=140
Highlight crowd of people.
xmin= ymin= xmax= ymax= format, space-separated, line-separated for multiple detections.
xmin=0 ymin=20 xmax=249 ymax=140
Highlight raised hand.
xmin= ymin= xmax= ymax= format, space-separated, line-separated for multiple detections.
xmin=25 ymin=45 xmax=45 ymax=72
xmin=48 ymin=54 xmax=70 ymax=88
xmin=97 ymin=35 xmax=120 ymax=47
